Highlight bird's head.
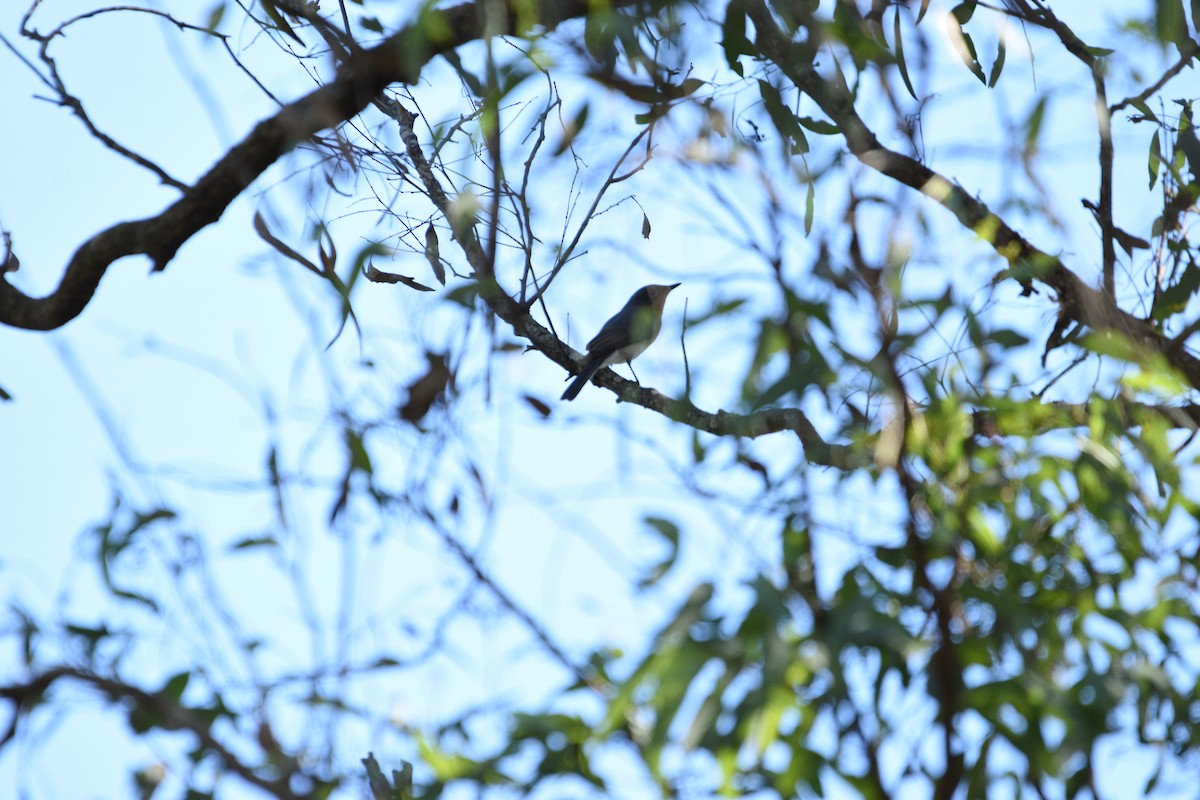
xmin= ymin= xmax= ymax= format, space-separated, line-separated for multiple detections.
xmin=645 ymin=282 xmax=681 ymax=311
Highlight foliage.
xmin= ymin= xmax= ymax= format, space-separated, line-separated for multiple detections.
xmin=4 ymin=0 xmax=1200 ymax=799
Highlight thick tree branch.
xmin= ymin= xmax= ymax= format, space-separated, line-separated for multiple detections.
xmin=744 ymin=0 xmax=1200 ymax=391
xmin=0 ymin=0 xmax=626 ymax=331
xmin=390 ymin=44 xmax=1200 ymax=466
xmin=377 ymin=0 xmax=1200 ymax=470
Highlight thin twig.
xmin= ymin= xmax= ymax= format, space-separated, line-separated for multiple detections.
xmin=1110 ymin=39 xmax=1200 ymax=114
xmin=1094 ymin=71 xmax=1116 ymax=297
xmin=528 ymin=123 xmax=657 ymax=307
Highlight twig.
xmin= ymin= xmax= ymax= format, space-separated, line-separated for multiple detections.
xmin=1 ymin=0 xmax=629 ymax=330
xmin=0 ymin=667 xmax=305 ymax=799
xmin=1110 ymin=38 xmax=1200 ymax=114
xmin=742 ymin=0 xmax=1200 ymax=392
xmin=528 ymin=123 xmax=657 ymax=307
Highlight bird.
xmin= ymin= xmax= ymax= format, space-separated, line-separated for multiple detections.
xmin=561 ymin=283 xmax=681 ymax=401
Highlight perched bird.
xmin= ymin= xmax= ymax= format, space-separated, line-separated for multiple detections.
xmin=561 ymin=283 xmax=681 ymax=401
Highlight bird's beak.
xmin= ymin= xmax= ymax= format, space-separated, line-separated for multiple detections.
xmin=669 ymin=282 xmax=681 ymax=290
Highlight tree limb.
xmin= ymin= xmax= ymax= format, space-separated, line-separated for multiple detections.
xmin=0 ymin=0 xmax=629 ymax=331
xmin=743 ymin=0 xmax=1200 ymax=391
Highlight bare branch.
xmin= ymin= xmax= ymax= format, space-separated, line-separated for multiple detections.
xmin=1110 ymin=39 xmax=1200 ymax=114
xmin=0 ymin=0 xmax=633 ymax=331
xmin=17 ymin=6 xmax=244 ymax=189
xmin=0 ymin=666 xmax=306 ymax=799
xmin=530 ymin=123 xmax=657 ymax=306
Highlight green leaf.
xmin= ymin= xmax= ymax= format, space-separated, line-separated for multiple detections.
xmin=989 ymin=329 xmax=1029 ymax=348
xmin=253 ymin=211 xmax=321 ymax=275
xmin=394 ymin=1 xmax=453 ymax=79
xmin=445 ymin=282 xmax=481 ymax=307
xmin=229 ymin=535 xmax=280 ymax=550
xmin=752 ymin=349 xmax=833 ymax=408
xmin=959 ymin=32 xmax=987 ymax=83
xmin=682 ymin=668 xmax=734 ymax=750
xmin=1155 ymin=0 xmax=1188 ymax=45
xmin=128 ymin=705 xmax=161 ymax=734
xmin=797 ymin=116 xmax=839 ymax=135
xmin=161 ymin=671 xmax=191 ymax=703
xmin=553 ymin=103 xmax=590 ymax=155
xmin=721 ymin=0 xmax=749 ymax=75
xmin=804 ymin=179 xmax=815 ymax=236
xmin=776 ymin=744 xmax=825 ymax=797
xmin=347 ymin=428 xmax=373 ymax=475
xmin=687 ymin=298 xmax=746 ymax=328
xmin=638 ymin=516 xmax=681 ymax=588
xmin=830 ymin=1 xmax=890 ymax=68
xmin=260 ymin=0 xmax=304 ymax=45
xmin=988 ymin=38 xmax=1006 ymax=87
xmin=583 ymin=9 xmax=617 ymax=67
xmin=1025 ymin=95 xmax=1049 ymax=151
xmin=1078 ymin=330 xmax=1141 ymax=361
xmin=951 ymin=1 xmax=977 ymax=24
xmin=1131 ymin=99 xmax=1160 ymax=123
xmin=1154 ymin=259 xmax=1200 ymax=318
xmin=757 ymin=80 xmax=808 ymax=155
xmin=495 ymin=61 xmax=534 ymax=99
xmin=417 ymin=734 xmax=482 ymax=777
xmin=1149 ymin=129 xmax=1162 ymax=189
xmin=441 ymin=49 xmax=485 ymax=97
xmin=893 ymin=7 xmax=918 ymax=100
xmin=204 ymin=2 xmax=225 ymax=33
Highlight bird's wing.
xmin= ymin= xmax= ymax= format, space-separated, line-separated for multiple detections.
xmin=586 ymin=289 xmax=652 ymax=354
xmin=585 ymin=315 xmax=634 ymax=355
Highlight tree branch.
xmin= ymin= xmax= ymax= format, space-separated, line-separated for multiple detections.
xmin=0 ymin=0 xmax=631 ymax=331
xmin=1110 ymin=38 xmax=1200 ymax=114
xmin=1093 ymin=71 xmax=1117 ymax=297
xmin=1 ymin=666 xmax=305 ymax=799
xmin=743 ymin=0 xmax=1200 ymax=391
xmin=380 ymin=87 xmax=862 ymax=465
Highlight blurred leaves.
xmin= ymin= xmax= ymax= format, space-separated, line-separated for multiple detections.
xmin=363 ymin=753 xmax=414 ymax=800
xmin=253 ymin=213 xmax=364 ymax=345
xmin=945 ymin=12 xmax=987 ymax=84
xmin=637 ymin=516 xmax=680 ymax=588
xmin=365 ymin=265 xmax=435 ymax=292
xmin=399 ymin=351 xmax=453 ymax=425
xmin=424 ymin=223 xmax=445 ymax=285
xmin=91 ymin=497 xmax=176 ymax=613
xmin=757 ymin=79 xmax=808 ymax=156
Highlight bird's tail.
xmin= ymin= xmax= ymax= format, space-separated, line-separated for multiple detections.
xmin=561 ymin=356 xmax=605 ymax=401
